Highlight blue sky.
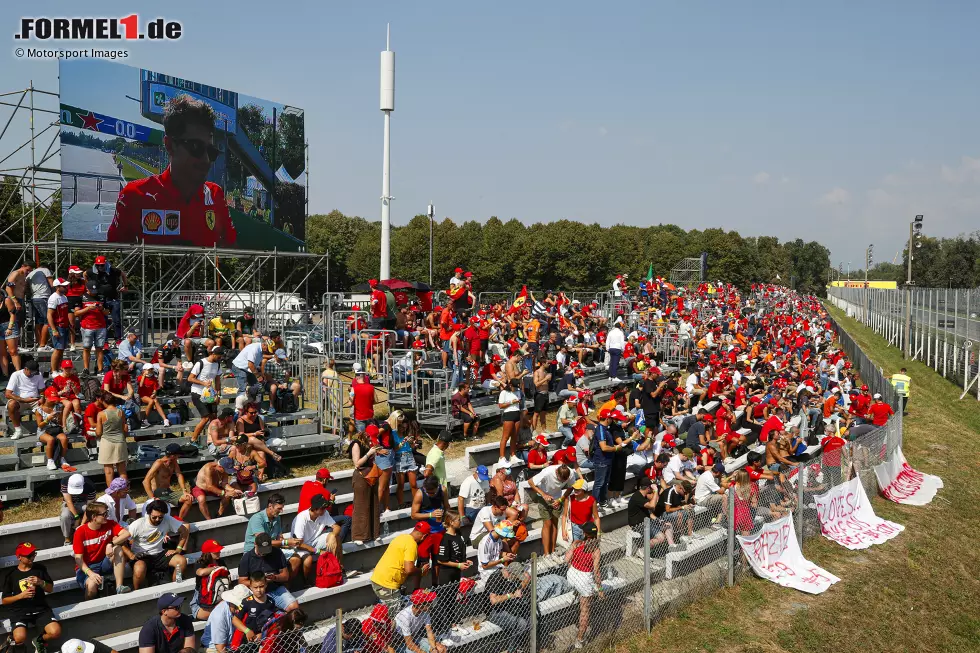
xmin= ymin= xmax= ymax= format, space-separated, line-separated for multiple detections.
xmin=2 ymin=0 xmax=979 ymax=271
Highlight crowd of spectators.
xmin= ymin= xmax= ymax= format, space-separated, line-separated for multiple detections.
xmin=0 ymin=271 xmax=907 ymax=653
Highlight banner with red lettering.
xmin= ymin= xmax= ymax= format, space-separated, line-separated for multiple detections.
xmin=874 ymin=448 xmax=943 ymax=506
xmin=737 ymin=514 xmax=841 ymax=594
xmin=814 ymin=477 xmax=904 ymax=550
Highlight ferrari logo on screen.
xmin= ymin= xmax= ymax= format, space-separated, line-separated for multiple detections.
xmin=205 ymin=210 xmax=216 ymax=231
xmin=141 ymin=210 xmax=163 ymax=235
xmin=164 ymin=211 xmax=181 ymax=235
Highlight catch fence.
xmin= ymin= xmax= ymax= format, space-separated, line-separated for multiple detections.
xmin=827 ymin=285 xmax=980 ymax=400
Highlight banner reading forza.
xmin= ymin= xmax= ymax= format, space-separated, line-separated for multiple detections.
xmin=737 ymin=514 xmax=841 ymax=594
xmin=59 ymin=59 xmax=307 ymax=251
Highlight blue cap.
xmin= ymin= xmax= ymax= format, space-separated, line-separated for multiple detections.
xmin=476 ymin=465 xmax=490 ymax=481
xmin=713 ymin=462 xmax=726 ymax=474
xmin=274 ymin=348 xmax=287 ymax=359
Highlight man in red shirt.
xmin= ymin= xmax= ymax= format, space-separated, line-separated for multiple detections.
xmin=298 ymin=468 xmax=351 ymax=543
xmin=351 ymin=371 xmax=377 ymax=432
xmin=866 ymin=394 xmax=895 ymax=427
xmin=107 ymin=95 xmax=237 ymax=247
xmin=75 ymin=292 xmax=109 ymax=374
xmin=72 ymin=502 xmax=130 ymax=599
xmin=368 ymin=279 xmax=388 ymax=330
xmin=759 ymin=408 xmax=786 ymax=443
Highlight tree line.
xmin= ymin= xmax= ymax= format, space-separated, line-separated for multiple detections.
xmin=305 ymin=210 xmax=834 ymax=297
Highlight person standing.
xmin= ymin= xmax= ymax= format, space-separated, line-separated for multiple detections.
xmin=189 ymin=346 xmax=224 ymax=444
xmin=890 ymin=368 xmax=911 ymax=415
xmin=75 ymin=292 xmax=109 ymax=373
xmin=5 ymin=262 xmax=32 ymax=370
xmin=231 ymin=340 xmax=264 ymax=394
xmin=606 ymin=319 xmax=625 ymax=380
xmin=96 ymin=394 xmax=129 ymax=488
xmin=27 ymin=263 xmax=53 ymax=351
xmin=84 ymin=256 xmax=127 ymax=341
xmin=424 ymin=430 xmax=451 ymax=487
xmin=369 ymin=522 xmax=432 ymax=612
xmin=46 ymin=279 xmax=71 ymax=371
xmin=1 ymin=541 xmax=61 ymax=653
xmin=589 ymin=409 xmax=622 ymax=507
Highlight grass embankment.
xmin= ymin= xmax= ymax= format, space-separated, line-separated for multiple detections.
xmin=613 ymin=303 xmax=980 ymax=653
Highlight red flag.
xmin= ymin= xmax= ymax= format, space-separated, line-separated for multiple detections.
xmin=508 ymin=286 xmax=528 ymax=315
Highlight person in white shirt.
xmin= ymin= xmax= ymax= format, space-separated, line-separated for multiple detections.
xmin=394 ymin=590 xmax=445 ymax=653
xmin=188 ymin=347 xmax=224 ymax=443
xmin=663 ymin=449 xmax=697 ymax=485
xmin=469 ymin=496 xmax=507 ymax=546
xmin=5 ymin=360 xmax=44 ymax=439
xmin=457 ymin=465 xmax=490 ymax=525
xmin=97 ymin=476 xmax=138 ymax=526
xmin=27 ymin=265 xmax=53 ymax=349
xmin=284 ymin=494 xmax=342 ymax=585
xmin=127 ymin=498 xmax=189 ymax=589
xmin=695 ymin=463 xmax=728 ymax=510
xmin=528 ymin=464 xmax=575 ymax=555
xmin=606 ymin=323 xmax=625 ymax=380
xmin=231 ymin=340 xmax=265 ymax=393
xmin=478 ymin=520 xmax=516 ymax=578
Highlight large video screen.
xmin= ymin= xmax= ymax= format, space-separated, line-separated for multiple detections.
xmin=59 ymin=59 xmax=306 ymax=250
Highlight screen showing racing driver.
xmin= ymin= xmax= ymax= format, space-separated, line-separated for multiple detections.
xmin=106 ymin=95 xmax=237 ymax=247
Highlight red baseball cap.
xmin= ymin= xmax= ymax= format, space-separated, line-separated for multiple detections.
xmin=201 ymin=539 xmax=223 ymax=554
xmin=60 ymin=360 xmax=74 ymax=369
xmin=410 ymin=589 xmax=437 ymax=605
xmin=533 ymin=434 xmax=550 ymax=447
xmin=454 ymin=267 xmax=463 ymax=274
xmin=15 ymin=542 xmax=36 ymax=557
xmin=94 ymin=255 xmax=107 ymax=265
xmin=365 ymin=424 xmax=379 ymax=438
xmin=414 ymin=521 xmax=431 ymax=535
xmin=315 ymin=468 xmax=332 ymax=481
xmin=563 ymin=446 xmax=577 ymax=461
xmin=44 ymin=386 xmax=60 ymax=402
xmin=702 ymin=414 xmax=715 ymax=422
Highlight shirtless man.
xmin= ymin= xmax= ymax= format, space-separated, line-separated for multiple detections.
xmin=422 ymin=310 xmax=440 ymax=349
xmin=193 ymin=458 xmax=244 ymax=519
xmin=206 ymin=407 xmax=236 ymax=458
xmin=4 ymin=262 xmax=31 ymax=370
xmin=142 ymin=443 xmax=194 ymax=520
xmin=765 ymin=433 xmax=797 ymax=474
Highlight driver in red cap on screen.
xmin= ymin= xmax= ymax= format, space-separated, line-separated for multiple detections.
xmin=107 ymin=95 xmax=237 ymax=247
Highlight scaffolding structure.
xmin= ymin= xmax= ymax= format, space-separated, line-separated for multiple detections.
xmin=669 ymin=256 xmax=704 ymax=287
xmin=0 ymin=84 xmax=328 ymax=346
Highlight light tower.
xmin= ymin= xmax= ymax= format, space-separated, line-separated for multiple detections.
xmin=379 ymin=24 xmax=395 ymax=280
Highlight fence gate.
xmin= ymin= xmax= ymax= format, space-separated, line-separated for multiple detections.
xmin=325 ymin=310 xmax=367 ymax=365
xmin=415 ymin=368 xmax=452 ymax=430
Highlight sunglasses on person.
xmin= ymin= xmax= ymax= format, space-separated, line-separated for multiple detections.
xmin=172 ymin=137 xmax=221 ymax=162
xmin=247 ymin=410 xmax=258 ymax=416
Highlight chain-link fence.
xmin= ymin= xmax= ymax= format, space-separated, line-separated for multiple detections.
xmin=828 ymin=285 xmax=980 ymax=400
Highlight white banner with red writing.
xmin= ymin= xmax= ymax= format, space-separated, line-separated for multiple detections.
xmin=814 ymin=476 xmax=904 ymax=550
xmin=737 ymin=513 xmax=841 ymax=594
xmin=874 ymin=448 xmax=943 ymax=506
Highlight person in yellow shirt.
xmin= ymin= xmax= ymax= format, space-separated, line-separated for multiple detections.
xmin=208 ymin=311 xmax=236 ymax=348
xmin=889 ymin=368 xmax=911 ymax=415
xmin=370 ymin=522 xmax=432 ymax=612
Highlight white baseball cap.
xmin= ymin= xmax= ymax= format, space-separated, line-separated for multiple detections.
xmin=67 ymin=473 xmax=85 ymax=494
xmin=61 ymin=640 xmax=95 ymax=653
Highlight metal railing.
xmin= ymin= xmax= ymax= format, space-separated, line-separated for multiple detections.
xmin=827 ymin=285 xmax=980 ymax=400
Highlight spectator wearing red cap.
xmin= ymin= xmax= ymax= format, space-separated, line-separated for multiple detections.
xmin=590 ymin=409 xmax=624 ymax=507
xmin=394 ymin=589 xmax=446 ymax=653
xmin=526 ymin=433 xmax=551 ymax=472
xmin=190 ymin=539 xmax=228 ymax=621
xmin=65 ymin=264 xmax=86 ymax=349
xmin=370 ymin=522 xmax=433 ymax=613
xmin=1 ymin=541 xmax=60 ymax=651
xmin=46 ymin=277 xmax=71 ymax=370
xmin=84 ymin=255 xmax=127 ymax=341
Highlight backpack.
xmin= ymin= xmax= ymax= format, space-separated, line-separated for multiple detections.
xmin=174 ymin=399 xmax=190 ymax=424
xmin=79 ymin=373 xmax=102 ymax=403
xmin=65 ymin=412 xmax=81 ymax=435
xmin=136 ymin=444 xmax=163 ymax=464
xmin=166 ymin=410 xmax=182 ymax=425
xmin=275 ymin=392 xmax=297 ymax=414
xmin=196 ymin=566 xmax=230 ymax=611
xmin=123 ymin=401 xmax=142 ymax=431
xmin=314 ymin=551 xmax=344 ymax=588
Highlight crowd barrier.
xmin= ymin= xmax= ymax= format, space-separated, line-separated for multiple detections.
xmin=828 ymin=285 xmax=980 ymax=400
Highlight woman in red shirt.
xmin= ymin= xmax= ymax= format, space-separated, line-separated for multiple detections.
xmin=562 ymin=479 xmax=599 ymax=542
xmin=102 ymin=359 xmax=134 ymax=404
xmin=526 ymin=434 xmax=550 ymax=471
xmin=52 ymin=359 xmax=83 ymax=429
xmin=564 ymin=521 xmax=602 ymax=649
xmin=136 ymin=367 xmax=169 ymax=426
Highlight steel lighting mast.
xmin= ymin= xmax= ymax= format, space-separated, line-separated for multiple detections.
xmin=379 ymin=25 xmax=395 ymax=280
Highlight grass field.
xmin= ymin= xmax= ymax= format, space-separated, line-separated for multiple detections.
xmin=610 ymin=303 xmax=980 ymax=653
xmin=117 ymin=155 xmax=160 ymax=182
